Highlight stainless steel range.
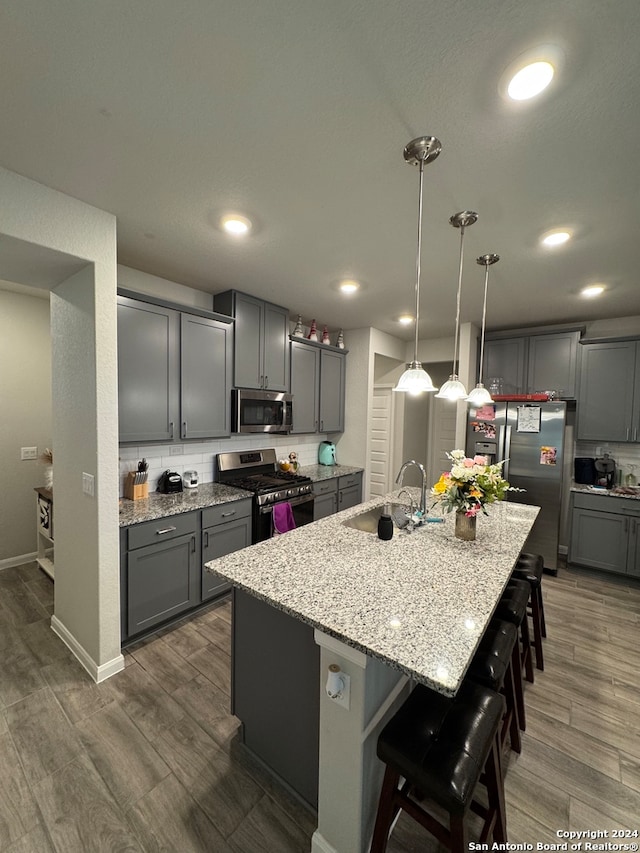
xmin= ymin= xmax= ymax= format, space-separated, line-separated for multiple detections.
xmin=216 ymin=449 xmax=314 ymax=542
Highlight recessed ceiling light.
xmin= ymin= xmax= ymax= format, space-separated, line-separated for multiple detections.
xmin=508 ymin=60 xmax=554 ymax=100
xmin=339 ymin=279 xmax=360 ymax=294
xmin=221 ymin=214 xmax=251 ymax=236
xmin=397 ymin=314 xmax=414 ymax=325
xmin=581 ymin=284 xmax=606 ymax=298
xmin=541 ymin=229 xmax=571 ymax=247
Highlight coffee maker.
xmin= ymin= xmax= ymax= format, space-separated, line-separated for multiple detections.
xmin=594 ymin=454 xmax=616 ymax=488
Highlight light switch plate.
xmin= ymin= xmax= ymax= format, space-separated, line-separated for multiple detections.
xmin=169 ymin=445 xmax=183 ymax=456
xmin=82 ymin=472 xmax=95 ymax=497
xmin=21 ymin=446 xmax=38 ymax=460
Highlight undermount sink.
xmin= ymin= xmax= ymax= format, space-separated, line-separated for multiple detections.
xmin=342 ymin=503 xmax=408 ymax=534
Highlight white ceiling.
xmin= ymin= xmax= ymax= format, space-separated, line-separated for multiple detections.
xmin=2 ymin=0 xmax=639 ymax=340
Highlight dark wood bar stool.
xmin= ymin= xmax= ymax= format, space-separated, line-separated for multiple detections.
xmin=371 ymin=681 xmax=507 ymax=853
xmin=494 ymin=576 xmax=533 ymax=734
xmin=467 ymin=619 xmax=522 ymax=753
xmin=512 ymin=552 xmax=546 ymax=672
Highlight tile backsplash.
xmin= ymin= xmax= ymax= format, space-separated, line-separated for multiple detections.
xmin=119 ymin=434 xmax=329 ymax=496
xmin=574 ymin=441 xmax=640 ymax=484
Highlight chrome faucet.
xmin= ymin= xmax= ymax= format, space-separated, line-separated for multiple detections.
xmin=395 ymin=460 xmax=427 ymax=519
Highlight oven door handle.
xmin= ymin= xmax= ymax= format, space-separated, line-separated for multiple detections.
xmin=258 ymin=493 xmax=314 ymax=513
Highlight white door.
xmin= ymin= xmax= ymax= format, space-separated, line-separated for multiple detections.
xmin=369 ymin=387 xmax=393 ymax=498
xmin=428 ymin=395 xmax=457 ymax=485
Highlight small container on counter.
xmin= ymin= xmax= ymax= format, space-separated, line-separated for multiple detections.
xmin=377 ymin=505 xmax=394 ymax=541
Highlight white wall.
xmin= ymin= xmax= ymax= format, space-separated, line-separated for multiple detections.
xmin=117 ymin=265 xmax=213 ymax=311
xmin=0 ymin=166 xmax=120 ymax=680
xmin=0 ymin=289 xmax=51 ymax=565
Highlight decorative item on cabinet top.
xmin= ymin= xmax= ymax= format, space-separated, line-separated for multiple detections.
xmin=289 ymin=323 xmax=347 ymax=350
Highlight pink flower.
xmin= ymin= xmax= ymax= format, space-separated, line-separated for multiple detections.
xmin=473 ymin=455 xmax=488 ymax=465
xmin=463 ymin=458 xmax=475 ymax=468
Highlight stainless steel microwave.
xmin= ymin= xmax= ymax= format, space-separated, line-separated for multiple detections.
xmin=231 ymin=389 xmax=293 ymax=434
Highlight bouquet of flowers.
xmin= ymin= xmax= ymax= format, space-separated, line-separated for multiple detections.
xmin=431 ymin=450 xmax=513 ymax=517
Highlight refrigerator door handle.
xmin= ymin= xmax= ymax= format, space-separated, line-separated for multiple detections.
xmin=502 ymin=425 xmax=512 ymax=478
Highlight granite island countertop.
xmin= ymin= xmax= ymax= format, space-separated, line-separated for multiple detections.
xmin=570 ymin=483 xmax=640 ymax=502
xmin=302 ymin=463 xmax=363 ymax=482
xmin=119 ymin=482 xmax=253 ymax=527
xmin=206 ymin=489 xmax=539 ymax=696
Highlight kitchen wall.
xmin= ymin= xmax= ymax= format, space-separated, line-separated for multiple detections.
xmin=0 ymin=287 xmax=52 ymax=566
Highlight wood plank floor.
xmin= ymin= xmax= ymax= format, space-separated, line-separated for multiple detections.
xmin=1 ymin=560 xmax=639 ymax=852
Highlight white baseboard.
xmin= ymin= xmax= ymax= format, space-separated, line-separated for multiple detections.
xmin=311 ymin=831 xmax=339 ymax=853
xmin=51 ymin=615 xmax=124 ymax=683
xmin=0 ymin=551 xmax=37 ymax=571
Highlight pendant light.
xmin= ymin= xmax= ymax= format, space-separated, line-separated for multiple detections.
xmin=393 ymin=135 xmax=442 ymax=395
xmin=436 ymin=210 xmax=478 ymax=400
xmin=466 ymin=253 xmax=500 ymax=406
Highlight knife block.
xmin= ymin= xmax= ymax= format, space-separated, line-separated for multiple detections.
xmin=124 ymin=472 xmax=149 ymax=501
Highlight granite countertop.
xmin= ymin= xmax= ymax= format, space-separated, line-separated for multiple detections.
xmin=119 ymin=482 xmax=253 ymax=527
xmin=303 ymin=463 xmax=363 ymax=482
xmin=206 ymin=489 xmax=539 ymax=696
xmin=570 ymin=483 xmax=640 ymax=501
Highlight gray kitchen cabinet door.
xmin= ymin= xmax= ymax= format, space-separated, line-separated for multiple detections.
xmin=569 ymin=507 xmax=628 ymax=574
xmin=633 ymin=344 xmax=640 ymax=443
xmin=577 ymin=342 xmax=636 ymax=441
xmin=319 ymin=349 xmax=345 ymax=433
xmin=313 ymin=491 xmax=337 ymax=519
xmin=263 ymin=302 xmax=289 ymax=392
xmin=290 ymin=341 xmax=320 ymax=433
xmin=629 ymin=518 xmax=640 ymax=578
xmin=527 ymin=331 xmax=580 ymax=398
xmin=232 ymin=292 xmax=264 ymax=389
xmin=126 ymin=530 xmax=200 ymax=638
xmin=202 ymin=515 xmax=251 ymax=600
xmin=180 ymin=313 xmax=232 ymax=439
xmin=483 ymin=337 xmax=527 ymax=395
xmin=117 ymin=296 xmax=179 ymax=442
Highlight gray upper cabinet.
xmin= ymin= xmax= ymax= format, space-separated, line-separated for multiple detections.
xmin=118 ymin=293 xmax=232 ymax=443
xmin=483 ymin=330 xmax=581 ymax=398
xmin=483 ymin=337 xmax=527 ymax=396
xmin=577 ymin=341 xmax=639 ymax=441
xmin=118 ymin=296 xmax=179 ymax=442
xmin=180 ymin=313 xmax=232 ymax=439
xmin=290 ymin=340 xmax=320 ymax=433
xmin=214 ymin=290 xmax=289 ymax=391
xmin=289 ymin=339 xmax=346 ymax=433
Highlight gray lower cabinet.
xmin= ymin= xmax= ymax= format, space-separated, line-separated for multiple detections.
xmin=214 ymin=290 xmax=289 ymax=391
xmin=568 ymin=492 xmax=640 ymax=577
xmin=232 ymin=587 xmax=320 ymax=808
xmin=338 ymin=472 xmax=363 ymax=511
xmin=289 ymin=339 xmax=346 ymax=434
xmin=117 ymin=294 xmax=233 ymax=443
xmin=577 ymin=341 xmax=640 ymax=441
xmin=201 ymin=500 xmax=252 ymax=600
xmin=313 ymin=477 xmax=338 ymax=519
xmin=122 ymin=511 xmax=200 ymax=640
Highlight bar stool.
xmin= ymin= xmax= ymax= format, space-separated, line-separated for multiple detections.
xmin=371 ymin=681 xmax=507 ymax=853
xmin=512 ymin=552 xmax=546 ymax=672
xmin=467 ymin=619 xmax=522 ymax=753
xmin=494 ymin=579 xmax=532 ymax=735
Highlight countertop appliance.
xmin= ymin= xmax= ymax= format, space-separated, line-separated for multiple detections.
xmin=318 ymin=441 xmax=336 ymax=466
xmin=467 ymin=400 xmax=567 ymax=572
xmin=574 ymin=457 xmax=597 ymax=485
xmin=232 ymin=389 xmax=293 ymax=434
xmin=594 ymin=455 xmax=616 ymax=489
xmin=183 ymin=470 xmax=199 ymax=489
xmin=216 ymin=448 xmax=314 ymax=542
xmin=157 ymin=470 xmax=183 ymax=493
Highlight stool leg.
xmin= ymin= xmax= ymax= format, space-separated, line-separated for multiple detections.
xmin=511 ymin=636 xmax=526 ymax=731
xmin=531 ymin=590 xmax=544 ymax=671
xmin=485 ymin=737 xmax=507 ymax=843
xmin=504 ymin=656 xmax=522 ymax=753
xmin=450 ymin=815 xmax=468 ymax=853
xmin=539 ymin=585 xmax=547 ymax=638
xmin=371 ymin=766 xmax=401 ymax=853
xmin=520 ymin=611 xmax=534 ymax=683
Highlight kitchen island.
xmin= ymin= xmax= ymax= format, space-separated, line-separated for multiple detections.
xmin=206 ymin=490 xmax=539 ymax=853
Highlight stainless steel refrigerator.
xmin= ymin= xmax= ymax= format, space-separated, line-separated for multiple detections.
xmin=466 ymin=400 xmax=566 ymax=571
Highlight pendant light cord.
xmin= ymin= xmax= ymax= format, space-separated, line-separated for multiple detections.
xmin=478 ymin=264 xmax=490 ymax=386
xmin=413 ymin=155 xmax=425 ymax=364
xmin=452 ymin=225 xmax=465 ymax=376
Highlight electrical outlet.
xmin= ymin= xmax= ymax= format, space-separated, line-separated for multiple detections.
xmin=21 ymin=446 xmax=38 ymax=460
xmin=331 ymin=672 xmax=351 ymax=711
xmin=169 ymin=445 xmax=183 ymax=456
xmin=82 ymin=472 xmax=95 ymax=497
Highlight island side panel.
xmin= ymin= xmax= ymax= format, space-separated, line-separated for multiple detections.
xmin=232 ymin=587 xmax=320 ymax=808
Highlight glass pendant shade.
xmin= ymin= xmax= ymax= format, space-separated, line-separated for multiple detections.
xmin=436 ymin=375 xmax=468 ymax=400
xmin=393 ymin=135 xmax=442 ymax=395
xmin=395 ymin=362 xmax=437 ymax=395
xmin=466 ymin=383 xmax=494 ymax=406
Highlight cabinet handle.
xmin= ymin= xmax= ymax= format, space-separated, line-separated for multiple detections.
xmin=182 ymin=421 xmax=187 ymax=438
xmin=627 ymin=427 xmax=630 ymax=441
xmin=169 ymin=421 xmax=175 ymax=440
xmin=624 ymin=518 xmax=629 ymax=534
xmin=635 ymin=427 xmax=638 ymax=442
xmin=204 ymin=531 xmax=209 ymax=548
xmin=320 ymin=420 xmax=324 ymax=432
xmin=156 ymin=526 xmax=177 ymax=535
xmin=259 ymin=374 xmax=264 ymax=388
xmin=191 ymin=536 xmax=196 ymax=553
xmin=221 ymin=510 xmax=236 ymax=518
xmin=264 ymin=375 xmax=269 ymax=388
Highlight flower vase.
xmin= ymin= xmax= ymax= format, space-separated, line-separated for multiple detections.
xmin=455 ymin=511 xmax=476 ymax=541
